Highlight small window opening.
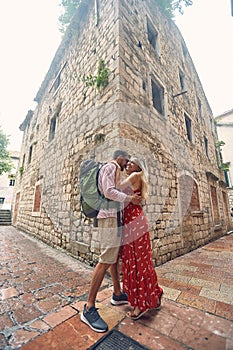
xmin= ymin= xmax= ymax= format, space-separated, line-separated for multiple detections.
xmin=49 ymin=115 xmax=57 ymax=142
xmin=9 ymin=179 xmax=15 ymax=186
xmin=147 ymin=18 xmax=158 ymax=51
xmin=33 ymin=184 xmax=42 ymax=212
xmin=28 ymin=145 xmax=33 ymax=164
xmin=182 ymin=42 xmax=188 ymax=57
xmin=204 ymin=136 xmax=209 ymax=158
xmin=179 ymin=71 xmax=185 ymax=91
xmin=198 ymin=97 xmax=203 ymax=119
xmin=142 ymin=80 xmax=146 ymax=91
xmin=151 ymin=79 xmax=164 ymax=115
xmin=185 ymin=113 xmax=192 ymax=142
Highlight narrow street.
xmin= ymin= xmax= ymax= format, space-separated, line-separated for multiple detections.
xmin=0 ymin=226 xmax=233 ymax=350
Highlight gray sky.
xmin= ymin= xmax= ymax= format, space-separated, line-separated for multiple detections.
xmin=0 ymin=0 xmax=232 ymax=151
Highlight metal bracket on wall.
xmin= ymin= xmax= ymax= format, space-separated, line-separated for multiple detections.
xmin=173 ymin=90 xmax=188 ymax=98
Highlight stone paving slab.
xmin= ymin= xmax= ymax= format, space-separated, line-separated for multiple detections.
xmin=0 ymin=226 xmax=233 ymax=350
xmin=0 ymin=226 xmax=109 ymax=349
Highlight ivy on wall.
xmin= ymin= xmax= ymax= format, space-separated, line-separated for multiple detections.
xmin=82 ymin=59 xmax=110 ymax=90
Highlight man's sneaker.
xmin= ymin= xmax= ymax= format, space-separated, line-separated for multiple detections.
xmin=110 ymin=292 xmax=128 ymax=305
xmin=80 ymin=304 xmax=108 ymax=333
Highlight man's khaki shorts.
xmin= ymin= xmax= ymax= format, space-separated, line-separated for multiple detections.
xmin=98 ymin=217 xmax=121 ymax=264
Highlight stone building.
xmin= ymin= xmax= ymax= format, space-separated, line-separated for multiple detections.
xmin=215 ymin=108 xmax=233 ymax=207
xmin=12 ymin=0 xmax=232 ymax=266
xmin=0 ymin=151 xmax=19 ymax=225
xmin=0 ymin=151 xmax=20 ymax=210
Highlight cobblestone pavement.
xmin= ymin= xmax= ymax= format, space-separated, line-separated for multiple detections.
xmin=0 ymin=226 xmax=233 ymax=350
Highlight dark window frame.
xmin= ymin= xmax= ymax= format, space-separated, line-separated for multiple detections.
xmin=147 ymin=17 xmax=159 ymax=52
xmin=184 ymin=113 xmax=193 ymax=142
xmin=204 ymin=135 xmax=209 ymax=158
xmin=48 ymin=115 xmax=57 ymax=142
xmin=28 ymin=145 xmax=33 ymax=164
xmin=179 ymin=70 xmax=185 ymax=91
xmin=151 ymin=78 xmax=164 ymax=116
xmin=49 ymin=61 xmax=67 ymax=94
xmin=9 ymin=179 xmax=15 ymax=186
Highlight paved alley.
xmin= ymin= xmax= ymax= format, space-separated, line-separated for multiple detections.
xmin=0 ymin=226 xmax=233 ymax=350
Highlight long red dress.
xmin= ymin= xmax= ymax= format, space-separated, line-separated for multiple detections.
xmin=121 ymin=188 xmax=163 ymax=312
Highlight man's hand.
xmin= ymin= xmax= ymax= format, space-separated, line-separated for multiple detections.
xmin=131 ymin=194 xmax=142 ymax=205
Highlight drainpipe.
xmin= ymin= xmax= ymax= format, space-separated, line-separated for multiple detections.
xmin=95 ymin=0 xmax=99 ymax=26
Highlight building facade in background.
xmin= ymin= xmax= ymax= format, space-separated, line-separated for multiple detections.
xmin=215 ymin=108 xmax=233 ymax=207
xmin=0 ymin=151 xmax=20 ymax=210
xmin=12 ymin=0 xmax=232 ymax=266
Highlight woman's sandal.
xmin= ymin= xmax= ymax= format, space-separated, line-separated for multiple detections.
xmin=154 ymin=290 xmax=164 ymax=310
xmin=126 ymin=307 xmax=148 ymax=320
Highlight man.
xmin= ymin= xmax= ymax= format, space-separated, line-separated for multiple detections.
xmin=81 ymin=150 xmax=141 ymax=332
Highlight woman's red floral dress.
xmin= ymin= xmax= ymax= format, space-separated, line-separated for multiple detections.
xmin=121 ymin=188 xmax=163 ymax=312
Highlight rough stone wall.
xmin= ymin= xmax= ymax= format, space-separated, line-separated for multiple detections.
xmin=12 ymin=0 xmax=232 ymax=267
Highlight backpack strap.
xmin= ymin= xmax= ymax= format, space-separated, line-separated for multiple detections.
xmin=110 ymin=160 xmax=123 ymax=235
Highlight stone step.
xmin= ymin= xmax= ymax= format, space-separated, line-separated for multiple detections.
xmin=0 ymin=210 xmax=12 ymax=225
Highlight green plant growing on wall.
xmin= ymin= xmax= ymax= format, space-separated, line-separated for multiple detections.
xmin=219 ymin=162 xmax=230 ymax=172
xmin=215 ymin=140 xmax=230 ymax=172
xmin=0 ymin=127 xmax=13 ymax=175
xmin=82 ymin=59 xmax=110 ymax=90
xmin=19 ymin=166 xmax=24 ymax=175
xmin=215 ymin=140 xmax=225 ymax=149
xmin=58 ymin=0 xmax=193 ymax=31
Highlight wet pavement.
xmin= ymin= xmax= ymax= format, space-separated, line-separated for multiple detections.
xmin=0 ymin=226 xmax=233 ymax=350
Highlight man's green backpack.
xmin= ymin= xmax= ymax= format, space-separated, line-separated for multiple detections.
xmin=79 ymin=159 xmax=109 ymax=218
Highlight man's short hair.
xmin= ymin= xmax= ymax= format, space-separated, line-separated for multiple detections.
xmin=113 ymin=150 xmax=129 ymax=159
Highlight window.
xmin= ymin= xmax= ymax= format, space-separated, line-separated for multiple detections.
xmin=184 ymin=113 xmax=193 ymax=142
xmin=224 ymin=170 xmax=230 ymax=188
xmin=222 ymin=191 xmax=230 ymax=218
xmin=209 ymin=116 xmax=216 ymax=135
xmin=179 ymin=70 xmax=185 ymax=91
xmin=33 ymin=183 xmax=42 ymax=213
xmin=53 ymin=74 xmax=61 ymax=91
xmin=210 ymin=185 xmax=220 ymax=224
xmin=179 ymin=175 xmax=200 ymax=215
xmin=9 ymin=179 xmax=15 ymax=186
xmin=147 ymin=18 xmax=158 ymax=52
xmin=28 ymin=145 xmax=33 ymax=164
xmin=48 ymin=103 xmax=62 ymax=142
xmin=0 ymin=197 xmax=4 ymax=204
xmin=22 ymin=154 xmax=25 ymax=167
xmin=181 ymin=42 xmax=188 ymax=57
xmin=142 ymin=80 xmax=146 ymax=91
xmin=204 ymin=136 xmax=209 ymax=158
xmin=49 ymin=115 xmax=57 ymax=142
xmin=151 ymin=79 xmax=164 ymax=115
xmin=49 ymin=61 xmax=67 ymax=94
xmin=197 ymin=97 xmax=203 ymax=119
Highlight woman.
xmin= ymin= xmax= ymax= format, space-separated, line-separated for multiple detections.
xmin=118 ymin=157 xmax=163 ymax=320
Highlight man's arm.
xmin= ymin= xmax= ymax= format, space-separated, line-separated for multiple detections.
xmin=101 ymin=164 xmax=141 ymax=204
